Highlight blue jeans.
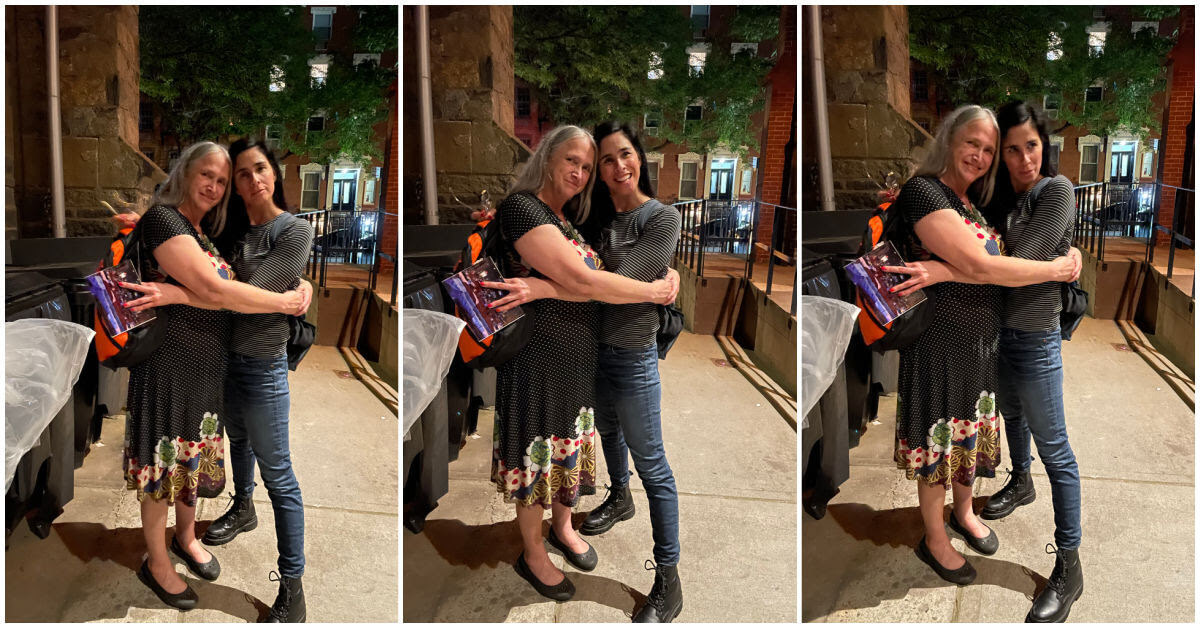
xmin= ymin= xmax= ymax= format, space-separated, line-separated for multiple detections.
xmin=224 ymin=353 xmax=305 ymax=577
xmin=595 ymin=343 xmax=680 ymax=566
xmin=997 ymin=328 xmax=1082 ymax=550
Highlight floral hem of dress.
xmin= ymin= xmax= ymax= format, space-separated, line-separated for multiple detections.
xmin=124 ymin=413 xmax=225 ymax=506
xmin=894 ymin=392 xmax=1002 ymax=488
xmin=492 ymin=407 xmax=597 ymax=508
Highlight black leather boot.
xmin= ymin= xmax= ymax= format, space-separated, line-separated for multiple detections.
xmin=262 ymin=572 xmax=306 ymax=623
xmin=981 ymin=469 xmax=1035 ymax=520
xmin=580 ymin=484 xmax=635 ymax=536
xmin=202 ymin=494 xmax=257 ymax=546
xmin=1027 ymin=545 xmax=1082 ymax=623
xmin=633 ymin=561 xmax=682 ymax=623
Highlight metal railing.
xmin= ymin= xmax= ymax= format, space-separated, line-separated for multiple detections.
xmin=295 ymin=207 xmax=388 ymax=290
xmin=1073 ymin=181 xmax=1195 ymax=298
xmin=368 ymin=211 xmax=399 ymax=308
xmin=671 ymin=198 xmax=798 ymax=315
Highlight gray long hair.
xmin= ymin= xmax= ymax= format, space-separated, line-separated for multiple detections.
xmin=508 ymin=125 xmax=597 ymax=224
xmin=914 ymin=105 xmax=1000 ymax=207
xmin=151 ymin=141 xmax=233 ymax=235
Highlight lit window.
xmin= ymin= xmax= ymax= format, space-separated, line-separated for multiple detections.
xmin=679 ymin=162 xmax=699 ymax=199
xmin=1087 ymin=27 xmax=1107 ymax=56
xmin=269 ymin=65 xmax=286 ymax=92
xmin=302 ymin=172 xmax=321 ymax=209
xmin=1080 ymin=145 xmax=1099 ymax=182
xmin=1047 ymin=32 xmax=1062 ymax=61
xmin=648 ymin=52 xmax=663 ymax=80
xmin=364 ymin=178 xmax=376 ymax=205
xmin=731 ymin=42 xmax=757 ymax=56
xmin=687 ymin=44 xmax=709 ymax=77
xmin=1132 ymin=21 xmax=1158 ymax=35
xmin=310 ymin=62 xmax=328 ymax=87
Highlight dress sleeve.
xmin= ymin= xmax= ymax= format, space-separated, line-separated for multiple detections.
xmin=243 ymin=219 xmax=314 ymax=292
xmin=499 ymin=192 xmax=556 ymax=244
xmin=140 ymin=205 xmax=194 ymax=252
xmin=897 ymin=177 xmax=953 ymax=227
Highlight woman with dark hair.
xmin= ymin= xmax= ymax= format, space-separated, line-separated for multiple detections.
xmin=125 ymin=138 xmax=314 ymax=621
xmin=119 ymin=141 xmax=310 ymax=612
xmin=887 ymin=102 xmax=1083 ymax=620
xmin=875 ymin=105 xmax=1079 ymax=589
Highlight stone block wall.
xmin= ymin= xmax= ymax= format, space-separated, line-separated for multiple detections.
xmin=6 ymin=6 xmax=164 ymax=239
xmin=402 ymin=6 xmax=531 ymax=225
xmin=817 ymin=6 xmax=930 ymax=211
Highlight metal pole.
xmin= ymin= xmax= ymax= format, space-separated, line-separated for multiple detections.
xmin=417 ymin=6 xmax=438 ymax=225
xmin=806 ymin=5 xmax=835 ymax=211
xmin=47 ymin=6 xmax=66 ymax=238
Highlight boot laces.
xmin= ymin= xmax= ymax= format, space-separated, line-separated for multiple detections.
xmin=268 ymin=571 xmax=292 ymax=619
xmin=1043 ymin=543 xmax=1069 ymax=594
xmin=642 ymin=559 xmax=667 ymax=609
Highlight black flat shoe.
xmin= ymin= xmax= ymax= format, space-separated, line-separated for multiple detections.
xmin=514 ymin=552 xmax=575 ymax=601
xmin=915 ymin=537 xmax=976 ymax=586
xmin=137 ymin=559 xmax=198 ymax=610
xmin=546 ymin=527 xmax=598 ymax=571
xmin=948 ymin=512 xmax=1000 ymax=556
xmin=171 ymin=536 xmax=221 ymax=581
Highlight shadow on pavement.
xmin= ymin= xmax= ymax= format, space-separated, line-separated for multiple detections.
xmin=817 ymin=502 xmax=1048 ymax=612
xmin=7 ymin=522 xmax=269 ymax=622
xmin=420 ymin=516 xmax=648 ymax=619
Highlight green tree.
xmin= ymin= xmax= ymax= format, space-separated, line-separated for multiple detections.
xmin=909 ymin=6 xmax=1178 ymax=141
xmin=514 ymin=6 xmax=779 ymax=156
xmin=140 ymin=6 xmax=396 ymax=164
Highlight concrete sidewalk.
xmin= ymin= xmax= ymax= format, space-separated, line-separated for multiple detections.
xmin=802 ymin=317 xmax=1194 ymax=622
xmin=5 ymin=346 xmax=398 ymax=622
xmin=403 ymin=331 xmax=797 ymax=622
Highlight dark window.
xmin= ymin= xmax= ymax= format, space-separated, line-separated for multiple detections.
xmin=644 ymin=112 xmax=662 ymax=136
xmin=302 ymin=172 xmax=321 ymax=208
xmin=313 ymin=13 xmax=332 ymax=50
xmin=1080 ymin=145 xmax=1099 ymax=182
xmin=1085 ymin=86 xmax=1103 ymax=102
xmin=139 ymin=107 xmax=153 ymax=132
xmin=516 ymin=87 xmax=531 ymax=118
xmin=685 ymin=105 xmax=702 ymax=121
xmin=916 ymin=118 xmax=931 ymax=133
xmin=647 ymin=161 xmax=659 ymax=194
xmin=518 ymin=135 xmax=532 ymax=146
xmin=307 ymin=115 xmax=325 ymax=132
xmin=690 ymin=5 xmax=709 ymax=38
xmin=911 ymin=70 xmax=928 ymax=101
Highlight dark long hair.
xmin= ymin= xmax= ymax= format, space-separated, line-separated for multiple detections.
xmin=580 ymin=121 xmax=656 ymax=244
xmin=209 ymin=138 xmax=290 ymax=257
xmin=986 ymin=101 xmax=1057 ymax=231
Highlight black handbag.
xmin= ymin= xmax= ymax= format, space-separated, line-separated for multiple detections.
xmin=656 ymin=304 xmax=685 ymax=359
xmin=1060 ymin=281 xmax=1088 ymax=341
xmin=286 ymin=313 xmax=316 ymax=370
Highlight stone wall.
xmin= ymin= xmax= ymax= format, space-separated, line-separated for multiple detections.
xmin=402 ymin=6 xmax=530 ymax=225
xmin=819 ymin=6 xmax=930 ymax=211
xmin=6 ymin=6 xmax=164 ymax=239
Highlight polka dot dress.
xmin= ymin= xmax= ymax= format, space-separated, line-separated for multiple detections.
xmin=123 ymin=205 xmax=234 ymax=506
xmin=491 ymin=192 xmax=599 ymax=508
xmin=893 ymin=177 xmax=1003 ymax=488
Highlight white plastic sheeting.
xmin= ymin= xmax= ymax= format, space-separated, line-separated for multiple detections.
xmin=801 ymin=296 xmax=860 ymax=427
xmin=403 ymin=309 xmax=466 ymax=436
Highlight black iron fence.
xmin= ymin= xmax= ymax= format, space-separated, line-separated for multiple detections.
xmin=295 ymin=208 xmax=389 ymax=291
xmin=1072 ymin=181 xmax=1195 ymax=297
xmin=671 ymin=198 xmax=797 ymax=315
xmin=370 ymin=211 xmax=399 ymax=308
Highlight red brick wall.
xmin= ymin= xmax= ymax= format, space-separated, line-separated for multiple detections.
xmin=381 ymin=80 xmax=399 ymax=274
xmin=1158 ymin=6 xmax=1194 ymax=242
xmin=756 ymin=6 xmax=796 ymax=262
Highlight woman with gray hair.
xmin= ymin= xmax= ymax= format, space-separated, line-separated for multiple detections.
xmin=122 ymin=141 xmax=308 ymax=610
xmin=486 ymin=125 xmax=678 ymax=601
xmin=880 ymin=106 xmax=1078 ymax=585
